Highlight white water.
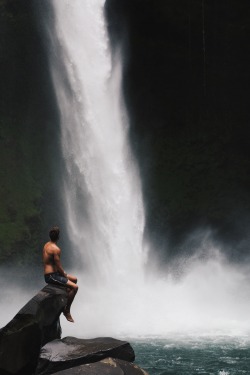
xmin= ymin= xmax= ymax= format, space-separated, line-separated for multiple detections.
xmin=47 ymin=0 xmax=146 ymax=285
xmin=1 ymin=0 xmax=250 ymax=339
xmin=46 ymin=0 xmax=148 ymax=335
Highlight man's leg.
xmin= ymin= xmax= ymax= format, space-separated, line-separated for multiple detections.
xmin=63 ymin=279 xmax=78 ymax=323
xmin=67 ymin=274 xmax=77 ymax=284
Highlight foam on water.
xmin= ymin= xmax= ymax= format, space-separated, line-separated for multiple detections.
xmin=132 ymin=336 xmax=250 ymax=375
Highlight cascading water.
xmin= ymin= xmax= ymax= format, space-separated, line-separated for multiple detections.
xmin=46 ymin=0 xmax=146 ymax=286
xmin=33 ymin=0 xmax=250 ymax=338
xmin=42 ymin=0 xmax=149 ymax=336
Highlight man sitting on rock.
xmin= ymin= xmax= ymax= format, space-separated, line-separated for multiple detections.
xmin=43 ymin=226 xmax=78 ymax=323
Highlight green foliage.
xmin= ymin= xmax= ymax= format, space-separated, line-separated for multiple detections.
xmin=0 ymin=0 xmax=59 ymax=267
xmin=0 ymin=114 xmax=43 ymax=264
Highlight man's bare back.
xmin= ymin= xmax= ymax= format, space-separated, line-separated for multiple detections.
xmin=43 ymin=241 xmax=62 ymax=273
xmin=43 ymin=226 xmax=78 ymax=323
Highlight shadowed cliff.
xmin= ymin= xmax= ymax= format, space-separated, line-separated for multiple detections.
xmin=106 ymin=0 xmax=250 ymax=262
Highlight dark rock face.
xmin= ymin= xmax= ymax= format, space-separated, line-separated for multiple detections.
xmin=52 ymin=357 xmax=148 ymax=375
xmin=36 ymin=337 xmax=135 ymax=375
xmin=0 ymin=284 xmax=68 ymax=375
xmin=105 ymin=0 xmax=250 ymax=261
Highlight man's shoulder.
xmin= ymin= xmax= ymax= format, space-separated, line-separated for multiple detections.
xmin=44 ymin=242 xmax=60 ymax=254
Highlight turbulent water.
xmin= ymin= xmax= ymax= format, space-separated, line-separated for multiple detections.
xmin=132 ymin=336 xmax=250 ymax=375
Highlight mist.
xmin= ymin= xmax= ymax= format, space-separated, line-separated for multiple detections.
xmin=1 ymin=237 xmax=250 ymax=339
xmin=62 ymin=250 xmax=250 ymax=338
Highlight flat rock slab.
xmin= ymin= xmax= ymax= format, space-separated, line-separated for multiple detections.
xmin=36 ymin=337 xmax=135 ymax=375
xmin=52 ymin=358 xmax=149 ymax=375
xmin=0 ymin=284 xmax=68 ymax=375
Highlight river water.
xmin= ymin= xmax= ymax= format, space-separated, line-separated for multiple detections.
xmin=132 ymin=336 xmax=250 ymax=375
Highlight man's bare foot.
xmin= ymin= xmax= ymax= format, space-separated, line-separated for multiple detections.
xmin=63 ymin=310 xmax=74 ymax=323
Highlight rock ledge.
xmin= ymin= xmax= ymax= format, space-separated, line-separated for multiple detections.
xmin=36 ymin=336 xmax=135 ymax=375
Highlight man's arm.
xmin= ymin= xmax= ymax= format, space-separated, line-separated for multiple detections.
xmin=53 ymin=249 xmax=67 ymax=277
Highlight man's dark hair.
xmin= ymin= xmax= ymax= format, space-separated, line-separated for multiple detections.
xmin=49 ymin=226 xmax=60 ymax=242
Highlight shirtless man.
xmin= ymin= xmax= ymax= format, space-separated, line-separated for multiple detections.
xmin=43 ymin=226 xmax=78 ymax=323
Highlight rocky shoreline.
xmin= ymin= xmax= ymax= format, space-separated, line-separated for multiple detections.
xmin=0 ymin=285 xmax=148 ymax=375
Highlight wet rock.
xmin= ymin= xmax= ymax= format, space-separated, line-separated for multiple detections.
xmin=0 ymin=284 xmax=68 ymax=375
xmin=52 ymin=357 xmax=149 ymax=375
xmin=36 ymin=337 xmax=135 ymax=375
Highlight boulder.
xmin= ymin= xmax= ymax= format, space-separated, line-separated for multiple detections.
xmin=52 ymin=357 xmax=149 ymax=375
xmin=36 ymin=337 xmax=135 ymax=375
xmin=0 ymin=284 xmax=68 ymax=375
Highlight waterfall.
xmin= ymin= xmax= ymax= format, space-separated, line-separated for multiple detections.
xmin=39 ymin=0 xmax=151 ymax=336
xmin=46 ymin=0 xmax=146 ymax=286
xmin=33 ymin=0 xmax=250 ymax=338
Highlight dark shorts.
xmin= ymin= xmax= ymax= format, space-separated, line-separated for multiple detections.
xmin=44 ymin=272 xmax=68 ymax=286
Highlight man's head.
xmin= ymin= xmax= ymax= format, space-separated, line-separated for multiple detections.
xmin=49 ymin=226 xmax=60 ymax=242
